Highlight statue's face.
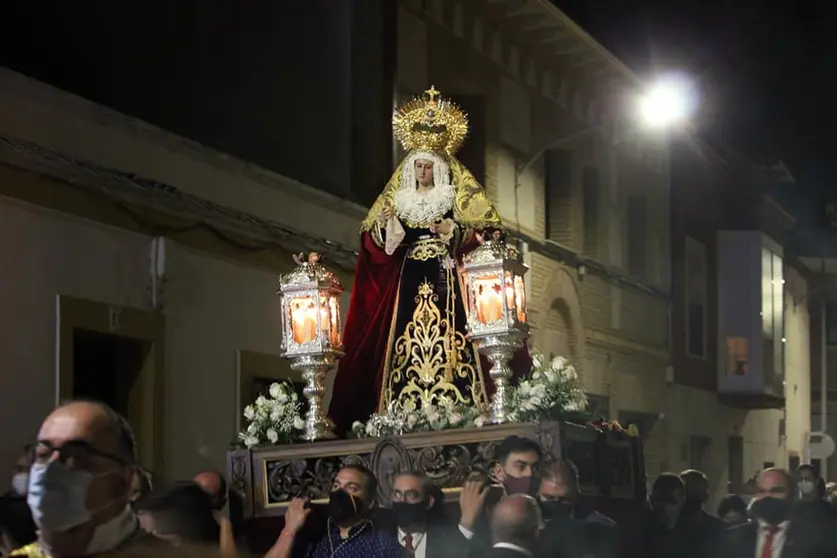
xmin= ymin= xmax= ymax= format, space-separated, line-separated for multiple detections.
xmin=414 ymin=159 xmax=434 ymax=187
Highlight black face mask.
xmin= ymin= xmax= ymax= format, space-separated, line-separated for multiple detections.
xmin=750 ymin=497 xmax=791 ymax=526
xmin=328 ymin=490 xmax=363 ymax=525
xmin=503 ymin=475 xmax=533 ymax=495
xmin=540 ymin=500 xmax=573 ymax=520
xmin=391 ymin=501 xmax=428 ymax=527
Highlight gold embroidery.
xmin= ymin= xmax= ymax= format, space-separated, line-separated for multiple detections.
xmin=407 ymin=238 xmax=449 ymax=261
xmin=383 ymin=280 xmax=486 ymax=410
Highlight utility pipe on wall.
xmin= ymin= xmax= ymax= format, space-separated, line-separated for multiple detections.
xmin=822 ymin=297 xmax=829 ymax=481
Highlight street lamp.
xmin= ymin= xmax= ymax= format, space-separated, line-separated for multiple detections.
xmin=516 ymin=74 xmax=695 ymax=176
xmin=637 ymin=75 xmax=695 ymax=130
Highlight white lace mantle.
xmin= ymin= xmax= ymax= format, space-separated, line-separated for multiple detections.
xmin=394 ymin=183 xmax=455 ymax=225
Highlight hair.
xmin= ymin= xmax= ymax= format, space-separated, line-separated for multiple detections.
xmin=679 ymin=469 xmax=709 ymax=503
xmin=135 ymin=481 xmax=220 ymax=544
xmin=651 ymin=473 xmax=685 ymax=499
xmin=797 ymin=464 xmax=817 ymax=477
xmin=717 ymin=494 xmax=748 ymax=518
xmin=340 ymin=464 xmax=378 ymax=501
xmin=760 ymin=467 xmax=796 ymax=492
xmin=541 ymin=460 xmax=579 ymax=487
xmin=491 ymin=494 xmax=542 ymax=546
xmin=57 ymin=399 xmax=137 ymax=464
xmin=495 ymin=436 xmax=542 ymax=466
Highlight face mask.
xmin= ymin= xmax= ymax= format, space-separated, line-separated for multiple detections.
xmin=654 ymin=503 xmax=680 ymax=529
xmin=750 ymin=497 xmax=790 ymax=526
xmin=391 ymin=502 xmax=428 ymax=527
xmin=502 ymin=475 xmax=533 ymax=495
xmin=12 ymin=473 xmax=29 ymax=496
xmin=27 ymin=461 xmax=95 ymax=532
xmin=798 ymin=480 xmax=815 ymax=495
xmin=328 ymin=490 xmax=363 ymax=525
xmin=540 ymin=500 xmax=572 ymax=520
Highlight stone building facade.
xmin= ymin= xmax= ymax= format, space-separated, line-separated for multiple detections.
xmin=395 ymin=0 xmax=671 ymax=475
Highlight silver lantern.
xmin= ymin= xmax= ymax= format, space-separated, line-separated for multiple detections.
xmin=462 ymin=232 xmax=529 ymax=424
xmin=278 ymin=252 xmax=344 ymax=441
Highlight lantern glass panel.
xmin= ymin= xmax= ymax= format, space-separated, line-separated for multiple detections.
xmin=289 ymin=295 xmax=319 ymax=344
xmin=504 ymin=271 xmax=516 ymax=315
xmin=473 ymin=272 xmax=504 ymax=325
xmin=513 ymin=274 xmax=527 ymax=323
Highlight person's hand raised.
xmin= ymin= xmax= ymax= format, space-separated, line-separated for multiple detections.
xmin=284 ymin=498 xmax=311 ymax=535
xmin=459 ymin=480 xmax=488 ymax=530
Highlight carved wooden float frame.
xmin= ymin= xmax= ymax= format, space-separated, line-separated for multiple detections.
xmin=227 ymin=421 xmax=643 ymax=519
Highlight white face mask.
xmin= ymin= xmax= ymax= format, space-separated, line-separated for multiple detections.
xmin=11 ymin=472 xmax=29 ymax=496
xmin=27 ymin=461 xmax=95 ymax=532
xmin=799 ymin=480 xmax=815 ymax=495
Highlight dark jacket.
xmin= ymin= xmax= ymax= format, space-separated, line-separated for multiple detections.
xmin=718 ymin=518 xmax=837 ymax=558
xmin=537 ymin=503 xmax=619 ymax=558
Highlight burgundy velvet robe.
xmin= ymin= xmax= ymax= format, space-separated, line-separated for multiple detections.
xmin=328 ymin=229 xmax=530 ymax=435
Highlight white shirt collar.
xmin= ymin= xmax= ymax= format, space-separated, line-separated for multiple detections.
xmin=492 ymin=542 xmax=533 ymax=557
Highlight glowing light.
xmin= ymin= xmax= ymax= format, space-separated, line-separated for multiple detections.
xmin=638 ymin=75 xmax=695 ymax=129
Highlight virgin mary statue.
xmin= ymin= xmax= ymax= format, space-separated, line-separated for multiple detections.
xmin=328 ymin=87 xmax=506 ymax=434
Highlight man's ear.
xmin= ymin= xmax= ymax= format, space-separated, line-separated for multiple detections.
xmin=426 ymin=494 xmax=436 ymax=510
xmin=492 ymin=462 xmax=506 ymax=481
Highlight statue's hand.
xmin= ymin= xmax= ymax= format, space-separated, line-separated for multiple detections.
xmin=431 ymin=218 xmax=455 ymax=237
xmin=380 ymin=202 xmax=395 ymax=222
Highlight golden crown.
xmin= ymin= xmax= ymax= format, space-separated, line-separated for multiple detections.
xmin=392 ymin=86 xmax=469 ymax=157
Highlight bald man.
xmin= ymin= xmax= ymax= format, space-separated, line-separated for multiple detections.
xmin=11 ymin=401 xmax=147 ymax=558
xmin=718 ymin=467 xmax=837 ymax=557
xmin=193 ymin=470 xmax=238 ymax=558
xmin=488 ymin=494 xmax=541 ymax=558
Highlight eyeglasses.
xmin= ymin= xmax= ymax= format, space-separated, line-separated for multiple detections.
xmin=30 ymin=440 xmax=129 ymax=470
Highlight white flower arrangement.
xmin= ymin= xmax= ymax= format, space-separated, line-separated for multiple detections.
xmin=509 ymin=352 xmax=588 ymax=422
xmin=351 ymin=395 xmax=485 ymax=438
xmin=238 ymin=381 xmax=306 ymax=448
xmin=349 ymin=350 xmax=588 ymax=438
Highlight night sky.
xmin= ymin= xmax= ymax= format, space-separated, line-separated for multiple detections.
xmin=556 ymin=0 xmax=837 ymax=215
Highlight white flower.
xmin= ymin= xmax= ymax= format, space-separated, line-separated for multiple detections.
xmin=266 ymin=428 xmax=279 ymax=444
xmin=474 ymin=415 xmax=486 ymax=428
xmin=276 ymin=391 xmax=289 ymax=404
xmin=530 ymin=396 xmax=543 ymax=408
xmin=269 ymin=383 xmax=282 ymax=399
xmin=247 ymin=422 xmax=259 ymax=434
xmin=449 ymin=412 xmax=462 ymax=425
xmin=243 ymin=405 xmax=255 ymax=420
xmin=270 ymin=409 xmax=282 ymax=422
xmin=551 ymin=356 xmax=567 ymax=370
xmin=244 ymin=436 xmax=259 ymax=448
xmin=366 ymin=422 xmax=377 ymax=436
xmin=531 ymin=353 xmax=544 ymax=370
xmin=255 ymin=396 xmax=268 ymax=407
xmin=293 ymin=417 xmax=305 ymax=430
xmin=272 ymin=403 xmax=286 ymax=415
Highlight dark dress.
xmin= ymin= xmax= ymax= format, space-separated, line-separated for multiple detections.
xmin=377 ymin=212 xmax=488 ymax=412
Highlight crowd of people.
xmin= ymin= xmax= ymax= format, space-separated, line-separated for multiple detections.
xmin=2 ymin=399 xmax=837 ymax=557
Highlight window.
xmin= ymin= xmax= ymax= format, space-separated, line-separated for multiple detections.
xmin=725 ymin=337 xmax=749 ymax=376
xmin=685 ymin=237 xmax=707 ymax=358
xmin=544 ymin=149 xmax=573 ymax=242
xmin=626 ymin=196 xmax=648 ymax=277
xmin=761 ymin=248 xmax=783 ymax=340
xmin=582 ymin=167 xmax=600 ymax=257
xmin=690 ymin=436 xmax=711 ymax=470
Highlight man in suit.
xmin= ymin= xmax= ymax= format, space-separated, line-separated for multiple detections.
xmin=536 ymin=460 xmax=618 ymax=558
xmin=385 ymin=472 xmax=470 ymax=558
xmin=489 ymin=494 xmax=542 ymax=558
xmin=718 ymin=467 xmax=836 ymax=558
